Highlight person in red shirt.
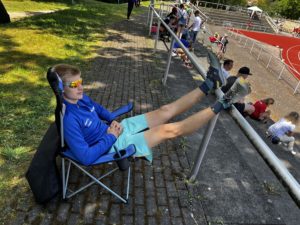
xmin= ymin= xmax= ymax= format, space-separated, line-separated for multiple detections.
xmin=250 ymin=98 xmax=274 ymax=122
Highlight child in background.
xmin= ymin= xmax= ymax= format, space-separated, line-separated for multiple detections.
xmin=267 ymin=112 xmax=299 ymax=155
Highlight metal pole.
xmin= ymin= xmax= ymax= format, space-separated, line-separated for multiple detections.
xmin=154 ymin=6 xmax=162 ymax=50
xmin=278 ymin=64 xmax=285 ymax=79
xmin=250 ymin=42 xmax=255 ymax=53
xmin=239 ymin=35 xmax=242 ymax=43
xmin=147 ymin=5 xmax=151 ymax=25
xmin=293 ymin=81 xmax=300 ymax=95
xmin=257 ymin=46 xmax=263 ymax=60
xmin=150 ymin=5 xmax=207 ymax=77
xmin=266 ymin=55 xmax=272 ymax=68
xmin=243 ymin=39 xmax=248 ymax=48
xmin=189 ymin=114 xmax=219 ymax=182
xmin=162 ymin=37 xmax=175 ymax=86
xmin=148 ymin=8 xmax=154 ymax=36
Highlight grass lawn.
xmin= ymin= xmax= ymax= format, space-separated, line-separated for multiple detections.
xmin=3 ymin=0 xmax=70 ymax=12
xmin=0 ymin=0 xmax=147 ymax=223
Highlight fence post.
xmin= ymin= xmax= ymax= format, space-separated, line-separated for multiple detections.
xmin=148 ymin=6 xmax=154 ymax=36
xmin=154 ymin=7 xmax=162 ymax=50
xmin=147 ymin=5 xmax=151 ymax=25
xmin=162 ymin=37 xmax=175 ymax=86
xmin=243 ymin=39 xmax=248 ymax=48
xmin=278 ymin=64 xmax=285 ymax=79
xmin=266 ymin=55 xmax=272 ymax=68
xmin=239 ymin=35 xmax=243 ymax=43
xmin=250 ymin=42 xmax=255 ymax=53
xmin=293 ymin=81 xmax=300 ymax=95
xmin=189 ymin=114 xmax=219 ymax=182
xmin=257 ymin=46 xmax=263 ymax=60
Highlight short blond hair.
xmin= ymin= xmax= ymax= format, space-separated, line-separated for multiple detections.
xmin=52 ymin=64 xmax=81 ymax=82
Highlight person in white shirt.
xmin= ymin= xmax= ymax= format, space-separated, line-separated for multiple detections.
xmin=221 ymin=59 xmax=233 ymax=79
xmin=268 ymin=112 xmax=299 ymax=155
xmin=188 ymin=10 xmax=201 ymax=50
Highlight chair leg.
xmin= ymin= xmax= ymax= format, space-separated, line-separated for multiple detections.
xmin=62 ymin=158 xmax=72 ymax=199
xmin=62 ymin=158 xmax=66 ymax=199
xmin=66 ymin=166 xmax=119 ymax=199
xmin=62 ymin=158 xmax=132 ymax=203
xmin=126 ymin=166 xmax=131 ymax=200
xmin=71 ymin=160 xmax=128 ymax=203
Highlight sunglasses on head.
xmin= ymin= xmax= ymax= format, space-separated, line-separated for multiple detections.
xmin=64 ymin=79 xmax=83 ymax=88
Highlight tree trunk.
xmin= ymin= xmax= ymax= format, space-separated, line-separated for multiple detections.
xmin=0 ymin=0 xmax=11 ymax=24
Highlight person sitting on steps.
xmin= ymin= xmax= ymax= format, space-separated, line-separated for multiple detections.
xmin=267 ymin=111 xmax=299 ymax=155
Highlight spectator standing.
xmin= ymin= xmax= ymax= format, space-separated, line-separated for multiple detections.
xmin=267 ymin=112 xmax=299 ymax=155
xmin=188 ymin=10 xmax=202 ymax=51
xmin=217 ymin=34 xmax=229 ymax=59
xmin=127 ymin=0 xmax=136 ymax=20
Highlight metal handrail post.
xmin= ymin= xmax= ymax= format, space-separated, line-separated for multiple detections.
xmin=243 ymin=38 xmax=248 ymax=48
xmin=250 ymin=41 xmax=255 ymax=53
xmin=150 ymin=5 xmax=207 ymax=77
xmin=189 ymin=114 xmax=219 ymax=182
xmin=278 ymin=64 xmax=285 ymax=79
xmin=147 ymin=5 xmax=151 ymax=25
xmin=148 ymin=6 xmax=154 ymax=36
xmin=239 ymin=35 xmax=242 ymax=43
xmin=162 ymin=37 xmax=175 ymax=86
xmin=257 ymin=46 xmax=263 ymax=60
xmin=266 ymin=55 xmax=272 ymax=68
xmin=293 ymin=81 xmax=300 ymax=95
xmin=154 ymin=7 xmax=162 ymax=50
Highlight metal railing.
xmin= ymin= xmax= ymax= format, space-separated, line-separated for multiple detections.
xmin=195 ymin=0 xmax=249 ymax=14
xmin=226 ymin=27 xmax=300 ymax=94
xmin=222 ymin=20 xmax=268 ymax=32
xmin=158 ymin=3 xmax=218 ymax=52
xmin=264 ymin=11 xmax=279 ymax=33
xmin=147 ymin=3 xmax=300 ymax=206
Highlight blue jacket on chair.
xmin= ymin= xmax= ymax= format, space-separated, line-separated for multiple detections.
xmin=63 ymin=94 xmax=117 ymax=165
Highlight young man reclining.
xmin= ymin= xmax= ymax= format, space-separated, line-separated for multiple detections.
xmin=52 ymin=62 xmax=250 ymax=165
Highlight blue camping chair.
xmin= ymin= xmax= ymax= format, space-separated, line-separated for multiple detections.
xmin=47 ymin=67 xmax=136 ymax=203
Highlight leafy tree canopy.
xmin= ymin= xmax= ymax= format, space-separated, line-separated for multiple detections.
xmin=275 ymin=0 xmax=300 ymax=19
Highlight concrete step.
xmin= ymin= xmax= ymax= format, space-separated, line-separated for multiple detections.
xmin=197 ymin=6 xmax=275 ymax=33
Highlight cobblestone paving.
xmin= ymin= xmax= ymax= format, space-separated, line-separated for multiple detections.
xmin=10 ymin=13 xmax=198 ymax=225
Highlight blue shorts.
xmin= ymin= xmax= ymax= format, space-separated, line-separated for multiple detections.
xmin=108 ymin=114 xmax=153 ymax=162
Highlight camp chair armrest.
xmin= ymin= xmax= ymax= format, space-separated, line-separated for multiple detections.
xmin=109 ymin=102 xmax=134 ymax=122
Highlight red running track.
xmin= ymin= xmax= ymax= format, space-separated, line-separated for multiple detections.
xmin=230 ymin=29 xmax=300 ymax=80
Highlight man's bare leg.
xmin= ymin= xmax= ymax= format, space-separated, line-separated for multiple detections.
xmin=144 ymin=108 xmax=215 ymax=148
xmin=145 ymin=88 xmax=205 ymax=128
